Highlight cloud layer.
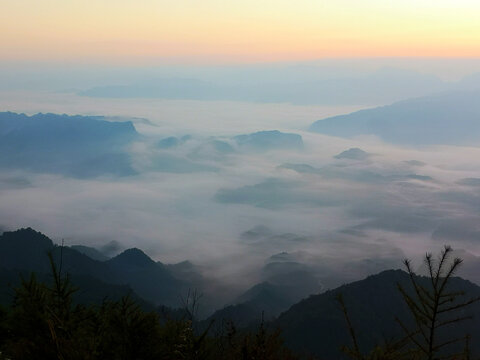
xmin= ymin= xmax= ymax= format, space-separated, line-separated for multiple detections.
xmin=2 ymin=92 xmax=480 ymax=295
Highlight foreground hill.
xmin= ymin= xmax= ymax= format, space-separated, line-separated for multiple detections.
xmin=0 ymin=227 xmax=312 ymax=318
xmin=309 ymin=90 xmax=480 ymax=145
xmin=3 ymin=227 xmax=480 ymax=359
xmin=0 ymin=111 xmax=138 ymax=177
xmin=275 ymin=269 xmax=480 ymax=359
xmin=0 ymin=228 xmax=188 ymax=307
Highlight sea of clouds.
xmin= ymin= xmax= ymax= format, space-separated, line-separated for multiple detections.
xmin=1 ymin=91 xmax=480 ymax=293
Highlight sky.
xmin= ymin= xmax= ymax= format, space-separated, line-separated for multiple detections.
xmin=2 ymin=0 xmax=480 ymax=64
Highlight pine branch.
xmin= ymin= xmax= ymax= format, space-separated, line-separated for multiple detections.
xmin=397 ymin=284 xmax=432 ymax=321
xmin=438 ymin=296 xmax=480 ymax=314
xmin=437 ymin=258 xmax=463 ymax=296
xmin=437 ymin=350 xmax=468 ymax=360
xmin=404 ymin=264 xmax=435 ymax=313
xmin=425 ymin=253 xmax=436 ymax=291
xmin=337 ymin=293 xmax=363 ymax=360
xmin=395 ymin=317 xmax=428 ymax=355
xmin=439 ymin=291 xmax=465 ymax=299
xmin=418 ymin=285 xmax=435 ymax=304
xmin=432 ymin=336 xmax=467 ymax=352
xmin=433 ymin=247 xmax=451 ymax=290
xmin=434 ymin=316 xmax=473 ymax=329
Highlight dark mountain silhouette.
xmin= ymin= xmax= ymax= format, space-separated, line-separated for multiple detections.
xmin=206 ymin=273 xmax=321 ymax=331
xmin=0 ymin=227 xmax=54 ymax=272
xmin=236 ymin=282 xmax=297 ymax=317
xmin=166 ymin=260 xmax=208 ymax=293
xmin=0 ymin=228 xmax=189 ymax=308
xmin=0 ymin=111 xmax=138 ymax=177
xmin=205 ymin=254 xmax=323 ymax=328
xmin=275 ymin=269 xmax=480 ymax=359
xmin=310 ymin=90 xmax=480 ymax=145
xmin=202 ymin=281 xmax=296 ymax=332
xmin=0 ymin=229 xmax=153 ymax=308
xmin=4 ymin=227 xmax=480 ymax=359
xmin=108 ymin=248 xmax=156 ymax=268
xmin=165 ymin=260 xmax=234 ymax=317
xmin=202 ymin=303 xmax=266 ymax=332
xmin=106 ymin=248 xmax=189 ymax=307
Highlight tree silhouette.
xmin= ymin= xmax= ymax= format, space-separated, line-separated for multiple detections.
xmin=397 ymin=245 xmax=480 ymax=360
xmin=339 ymin=246 xmax=480 ymax=360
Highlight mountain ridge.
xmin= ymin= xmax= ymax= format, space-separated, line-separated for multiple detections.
xmin=0 ymin=111 xmax=138 ymax=177
xmin=309 ymin=89 xmax=480 ymax=145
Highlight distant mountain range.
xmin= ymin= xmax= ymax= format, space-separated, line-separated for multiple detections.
xmin=234 ymin=130 xmax=303 ymax=151
xmin=0 ymin=112 xmax=138 ymax=177
xmin=77 ymin=68 xmax=480 ymax=106
xmin=0 ymin=111 xmax=308 ymax=178
xmin=310 ymin=90 xmax=480 ymax=145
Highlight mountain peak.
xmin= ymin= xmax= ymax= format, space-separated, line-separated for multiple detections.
xmin=234 ymin=130 xmax=303 ymax=151
xmin=1 ymin=227 xmax=54 ymax=249
xmin=109 ymin=248 xmax=155 ymax=268
xmin=334 ymin=147 xmax=370 ymax=161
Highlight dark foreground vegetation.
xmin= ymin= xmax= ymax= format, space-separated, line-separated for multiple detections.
xmin=1 ymin=231 xmax=480 ymax=359
xmin=0 ymin=253 xmax=297 ymax=360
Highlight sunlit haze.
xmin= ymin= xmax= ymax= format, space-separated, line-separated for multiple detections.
xmin=2 ymin=0 xmax=480 ymax=63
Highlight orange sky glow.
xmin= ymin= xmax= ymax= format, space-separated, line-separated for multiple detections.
xmin=1 ymin=0 xmax=480 ymax=64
